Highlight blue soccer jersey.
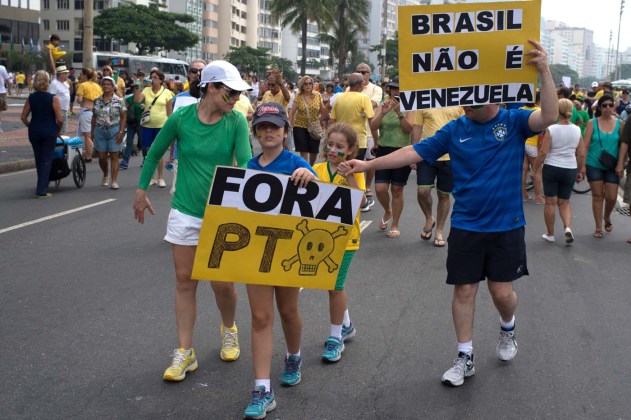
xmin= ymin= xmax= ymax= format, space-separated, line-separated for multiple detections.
xmin=414 ymin=108 xmax=536 ymax=232
xmin=248 ymin=148 xmax=316 ymax=176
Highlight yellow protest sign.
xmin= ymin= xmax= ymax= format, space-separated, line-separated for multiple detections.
xmin=398 ymin=0 xmax=541 ymax=110
xmin=192 ymin=167 xmax=364 ymax=290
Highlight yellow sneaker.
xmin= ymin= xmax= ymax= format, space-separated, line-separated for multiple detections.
xmin=220 ymin=324 xmax=240 ymax=361
xmin=163 ymin=348 xmax=198 ymax=381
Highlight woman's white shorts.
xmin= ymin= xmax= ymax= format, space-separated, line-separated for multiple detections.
xmin=164 ymin=208 xmax=202 ymax=246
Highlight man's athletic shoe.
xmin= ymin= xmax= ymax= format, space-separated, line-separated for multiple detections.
xmin=280 ymin=354 xmax=302 ymax=386
xmin=441 ymin=352 xmax=475 ymax=386
xmin=220 ymin=324 xmax=240 ymax=361
xmin=360 ymin=196 xmax=375 ymax=212
xmin=497 ymin=327 xmax=518 ymax=361
xmin=322 ymin=336 xmax=345 ymax=362
xmin=243 ymin=386 xmax=276 ymax=419
xmin=341 ymin=322 xmax=357 ymax=342
xmin=119 ymin=160 xmax=128 ymax=169
xmin=163 ymin=348 xmax=198 ymax=381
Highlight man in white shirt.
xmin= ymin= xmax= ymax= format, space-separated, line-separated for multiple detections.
xmin=0 ymin=64 xmax=10 ymax=133
xmin=48 ymin=64 xmax=71 ymax=135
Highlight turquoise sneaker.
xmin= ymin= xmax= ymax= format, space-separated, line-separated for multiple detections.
xmin=280 ymin=354 xmax=302 ymax=386
xmin=342 ymin=322 xmax=357 ymax=342
xmin=243 ymin=386 xmax=276 ymax=419
xmin=322 ymin=336 xmax=345 ymax=362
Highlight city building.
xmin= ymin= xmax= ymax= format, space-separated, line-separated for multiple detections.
xmin=0 ymin=0 xmax=41 ymax=63
xmin=216 ymin=0 xmax=257 ymax=59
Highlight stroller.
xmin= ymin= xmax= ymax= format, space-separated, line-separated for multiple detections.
xmin=49 ymin=136 xmax=86 ymax=188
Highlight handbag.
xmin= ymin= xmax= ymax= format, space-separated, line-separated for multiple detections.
xmin=140 ymin=88 xmax=164 ymax=126
xmin=302 ymin=95 xmax=324 ymax=140
xmin=594 ymin=118 xmax=619 ymax=170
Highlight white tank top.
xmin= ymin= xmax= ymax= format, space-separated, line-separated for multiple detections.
xmin=545 ymin=124 xmax=581 ymax=169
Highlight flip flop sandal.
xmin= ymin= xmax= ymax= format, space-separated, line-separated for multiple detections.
xmin=433 ymin=238 xmax=446 ymax=247
xmin=379 ymin=217 xmax=391 ymax=230
xmin=421 ymin=221 xmax=436 ymax=240
xmin=593 ymin=230 xmax=603 ymax=238
xmin=386 ymin=229 xmax=400 ymax=238
xmin=604 ymin=220 xmax=613 ymax=233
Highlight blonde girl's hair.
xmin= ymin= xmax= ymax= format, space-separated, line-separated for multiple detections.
xmin=297 ymin=75 xmax=313 ymax=93
xmin=320 ymin=123 xmax=359 ymax=160
xmin=33 ymin=70 xmax=50 ymax=92
xmin=558 ymin=98 xmax=573 ymax=119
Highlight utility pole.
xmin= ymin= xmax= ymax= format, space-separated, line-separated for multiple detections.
xmin=380 ymin=0 xmax=388 ymax=82
xmin=83 ymin=0 xmax=94 ymax=69
xmin=615 ymin=0 xmax=625 ymax=81
xmin=606 ymin=30 xmax=613 ymax=79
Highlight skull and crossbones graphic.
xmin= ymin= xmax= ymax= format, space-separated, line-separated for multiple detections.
xmin=281 ymin=219 xmax=348 ymax=275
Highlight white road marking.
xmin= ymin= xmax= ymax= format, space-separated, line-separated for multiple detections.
xmin=0 ymin=199 xmax=116 ymax=234
xmin=359 ymin=220 xmax=372 ymax=232
xmin=0 ymin=169 xmax=35 ymax=177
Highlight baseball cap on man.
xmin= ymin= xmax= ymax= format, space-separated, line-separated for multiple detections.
xmin=55 ymin=65 xmax=70 ymax=74
xmin=592 ymin=81 xmax=599 ymax=88
xmin=101 ymin=76 xmax=115 ymax=84
xmin=199 ymin=60 xmax=252 ymax=91
xmin=387 ymin=76 xmax=400 ymax=88
xmin=252 ymin=102 xmax=289 ymax=128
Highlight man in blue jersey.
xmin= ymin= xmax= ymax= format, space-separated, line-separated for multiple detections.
xmin=339 ymin=40 xmax=557 ymax=387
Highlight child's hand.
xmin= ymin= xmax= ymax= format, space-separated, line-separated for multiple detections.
xmin=290 ymin=168 xmax=315 ymax=188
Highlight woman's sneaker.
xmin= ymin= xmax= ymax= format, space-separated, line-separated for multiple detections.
xmin=322 ymin=337 xmax=345 ymax=362
xmin=565 ymin=227 xmax=574 ymax=244
xmin=220 ymin=324 xmax=240 ymax=361
xmin=280 ymin=354 xmax=302 ymax=386
xmin=243 ymin=386 xmax=276 ymax=419
xmin=163 ymin=348 xmax=198 ymax=381
xmin=441 ymin=352 xmax=475 ymax=386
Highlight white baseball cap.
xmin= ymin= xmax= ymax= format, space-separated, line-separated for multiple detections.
xmin=199 ymin=60 xmax=252 ymax=91
xmin=591 ymin=81 xmax=599 ymax=88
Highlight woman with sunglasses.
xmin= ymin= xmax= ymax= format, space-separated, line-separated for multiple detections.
xmin=583 ymin=95 xmax=624 ymax=238
xmin=133 ymin=61 xmax=252 ymax=382
xmin=289 ymin=75 xmax=328 ymax=165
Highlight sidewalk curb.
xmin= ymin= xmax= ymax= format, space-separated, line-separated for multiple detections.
xmin=0 ymin=159 xmax=35 ymax=174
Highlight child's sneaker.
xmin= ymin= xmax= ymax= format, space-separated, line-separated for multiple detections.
xmin=243 ymin=386 xmax=276 ymax=419
xmin=163 ymin=348 xmax=198 ymax=381
xmin=341 ymin=322 xmax=357 ymax=342
xmin=280 ymin=354 xmax=302 ymax=386
xmin=322 ymin=336 xmax=345 ymax=362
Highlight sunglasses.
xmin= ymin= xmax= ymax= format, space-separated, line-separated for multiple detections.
xmin=189 ymin=68 xmax=201 ymax=74
xmin=221 ymin=85 xmax=242 ymax=98
xmin=358 ymin=70 xmax=370 ymax=75
xmin=600 ymin=103 xmax=614 ymax=108
xmin=303 ymin=82 xmax=313 ymax=86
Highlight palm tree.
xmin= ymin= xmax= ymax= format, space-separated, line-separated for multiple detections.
xmin=320 ymin=22 xmax=361 ymax=76
xmin=268 ymin=0 xmax=334 ymax=76
xmin=331 ymin=0 xmax=369 ymax=78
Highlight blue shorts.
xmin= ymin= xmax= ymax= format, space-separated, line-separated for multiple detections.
xmin=585 ymin=165 xmax=620 ymax=185
xmin=542 ymin=164 xmax=576 ymax=199
xmin=142 ymin=126 xmax=162 ymax=149
xmin=94 ymin=125 xmax=121 ymax=153
xmin=416 ymin=160 xmax=453 ymax=193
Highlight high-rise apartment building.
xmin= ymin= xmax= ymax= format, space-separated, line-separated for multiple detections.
xmin=216 ymin=0 xmax=257 ymax=59
xmin=0 ymin=0 xmax=40 ymax=60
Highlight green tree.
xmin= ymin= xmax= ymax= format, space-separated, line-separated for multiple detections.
xmin=223 ymin=46 xmax=271 ymax=77
xmin=94 ymin=3 xmax=198 ymax=55
xmin=320 ymin=18 xmax=362 ymax=78
xmin=268 ymin=0 xmax=334 ymax=76
xmin=549 ymin=64 xmax=579 ymax=87
xmin=371 ymin=31 xmax=399 ymax=80
xmin=331 ymin=0 xmax=369 ymax=78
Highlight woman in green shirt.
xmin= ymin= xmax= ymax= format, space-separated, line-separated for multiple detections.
xmin=369 ymin=77 xmax=414 ymax=238
xmin=133 ymin=60 xmax=252 ymax=382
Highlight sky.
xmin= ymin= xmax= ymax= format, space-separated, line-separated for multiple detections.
xmin=540 ymin=0 xmax=630 ymax=51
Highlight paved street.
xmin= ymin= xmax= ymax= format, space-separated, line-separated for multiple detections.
xmin=1 ymin=158 xmax=630 ymax=419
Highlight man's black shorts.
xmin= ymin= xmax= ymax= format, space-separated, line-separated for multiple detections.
xmin=446 ymin=227 xmax=528 ymax=285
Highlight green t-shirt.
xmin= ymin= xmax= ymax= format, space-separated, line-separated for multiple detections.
xmin=378 ymin=110 xmax=411 ymax=148
xmin=577 ymin=109 xmax=589 ymax=136
xmin=138 ymin=104 xmax=252 ymax=218
xmin=125 ymin=94 xmax=143 ymax=125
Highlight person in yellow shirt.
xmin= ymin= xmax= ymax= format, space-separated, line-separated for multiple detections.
xmin=258 ymin=69 xmax=290 ymax=110
xmin=76 ymin=68 xmax=103 ymax=161
xmin=16 ymin=71 xmax=26 ymax=97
